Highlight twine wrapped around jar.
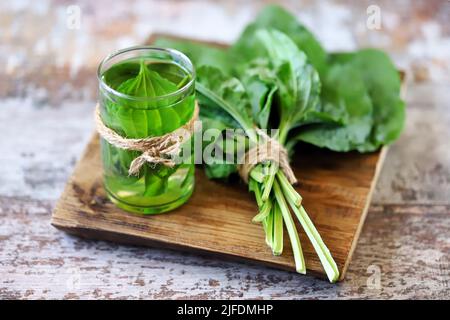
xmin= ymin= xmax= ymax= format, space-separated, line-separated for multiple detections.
xmin=95 ymin=102 xmax=199 ymax=176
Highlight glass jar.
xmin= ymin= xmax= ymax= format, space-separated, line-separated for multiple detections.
xmin=97 ymin=46 xmax=195 ymax=214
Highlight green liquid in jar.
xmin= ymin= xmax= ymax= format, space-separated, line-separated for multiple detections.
xmin=99 ymin=58 xmax=195 ymax=214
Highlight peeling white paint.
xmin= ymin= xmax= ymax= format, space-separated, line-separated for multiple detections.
xmin=0 ymin=98 xmax=94 ymax=200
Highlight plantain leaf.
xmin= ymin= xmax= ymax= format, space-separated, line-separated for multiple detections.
xmin=154 ymin=37 xmax=232 ymax=75
xmin=104 ymin=60 xmax=185 ymax=196
xmin=232 ymin=4 xmax=327 ymax=75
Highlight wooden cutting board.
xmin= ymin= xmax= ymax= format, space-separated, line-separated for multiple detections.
xmin=51 ymin=34 xmax=393 ymax=281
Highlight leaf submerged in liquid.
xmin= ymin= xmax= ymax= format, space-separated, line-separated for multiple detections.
xmin=107 ymin=60 xmax=184 ymax=197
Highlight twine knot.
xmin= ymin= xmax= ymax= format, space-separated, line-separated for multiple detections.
xmin=238 ymin=129 xmax=297 ymax=185
xmin=95 ymin=102 xmax=198 ymax=176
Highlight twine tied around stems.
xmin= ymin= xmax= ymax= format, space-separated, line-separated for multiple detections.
xmin=238 ymin=128 xmax=297 ymax=185
xmin=94 ymin=102 xmax=199 ymax=176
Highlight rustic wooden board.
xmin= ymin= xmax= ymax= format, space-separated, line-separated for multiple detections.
xmin=51 ymin=35 xmax=391 ymax=281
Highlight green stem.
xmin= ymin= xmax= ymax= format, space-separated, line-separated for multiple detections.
xmin=278 ymin=119 xmax=291 ymax=145
xmin=249 ymin=178 xmax=262 ymax=207
xmin=249 ymin=164 xmax=265 ymax=183
xmin=261 ymin=162 xmax=277 ymax=201
xmin=264 ymin=210 xmax=274 ymax=248
xmin=252 ymin=200 xmax=272 ymax=223
xmin=286 ymin=198 xmax=340 ymax=283
xmin=273 ymin=180 xmax=305 ymax=274
xmin=196 ymin=82 xmax=257 ymax=142
xmin=277 ymin=171 xmax=302 ymax=207
xmin=272 ymin=202 xmax=283 ymax=255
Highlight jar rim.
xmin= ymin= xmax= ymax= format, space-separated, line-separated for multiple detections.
xmin=97 ymin=45 xmax=196 ymax=102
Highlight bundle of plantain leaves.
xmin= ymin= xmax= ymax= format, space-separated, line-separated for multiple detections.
xmin=155 ymin=5 xmax=405 ymax=282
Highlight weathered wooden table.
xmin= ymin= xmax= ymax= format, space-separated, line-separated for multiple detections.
xmin=1 ymin=0 xmax=449 ymax=299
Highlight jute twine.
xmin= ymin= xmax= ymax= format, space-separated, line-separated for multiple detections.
xmin=238 ymin=129 xmax=297 ymax=185
xmin=95 ymin=102 xmax=199 ymax=176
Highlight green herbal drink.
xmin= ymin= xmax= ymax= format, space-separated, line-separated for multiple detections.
xmin=98 ymin=47 xmax=195 ymax=214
